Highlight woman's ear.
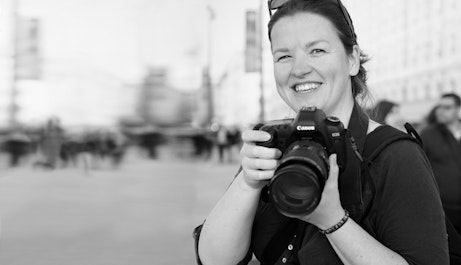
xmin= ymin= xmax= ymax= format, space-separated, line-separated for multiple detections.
xmin=348 ymin=45 xmax=361 ymax=76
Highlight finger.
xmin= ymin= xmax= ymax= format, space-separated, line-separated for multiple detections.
xmin=243 ymin=168 xmax=275 ymax=181
xmin=242 ymin=157 xmax=279 ymax=170
xmin=241 ymin=130 xmax=272 ymax=143
xmin=325 ymin=154 xmax=339 ymax=188
xmin=240 ymin=144 xmax=282 ymax=159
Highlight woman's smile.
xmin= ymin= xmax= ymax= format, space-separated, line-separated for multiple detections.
xmin=292 ymin=82 xmax=323 ymax=93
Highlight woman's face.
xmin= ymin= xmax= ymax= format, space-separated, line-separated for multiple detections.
xmin=270 ymin=12 xmax=359 ymax=115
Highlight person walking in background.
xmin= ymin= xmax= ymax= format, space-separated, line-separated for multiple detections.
xmin=417 ymin=105 xmax=441 ymax=132
xmin=226 ymin=126 xmax=242 ymax=163
xmin=372 ymin=100 xmax=405 ymax=130
xmin=37 ymin=117 xmax=65 ymax=169
xmin=216 ymin=125 xmax=229 ymax=163
xmin=421 ymin=93 xmax=461 ymax=234
xmin=4 ymin=128 xmax=31 ymax=167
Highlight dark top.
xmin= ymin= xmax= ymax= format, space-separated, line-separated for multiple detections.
xmin=250 ymin=136 xmax=449 ymax=264
xmin=420 ymin=124 xmax=461 ymax=210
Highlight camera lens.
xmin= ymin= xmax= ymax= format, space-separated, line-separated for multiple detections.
xmin=269 ymin=141 xmax=329 ymax=217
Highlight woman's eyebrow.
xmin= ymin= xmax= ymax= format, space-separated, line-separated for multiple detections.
xmin=304 ymin=40 xmax=328 ymax=49
xmin=272 ymin=40 xmax=328 ymax=54
xmin=272 ymin=47 xmax=289 ymax=54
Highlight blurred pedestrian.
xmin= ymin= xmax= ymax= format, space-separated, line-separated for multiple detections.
xmin=417 ymin=105 xmax=440 ymax=132
xmin=37 ymin=118 xmax=65 ymax=169
xmin=421 ymin=93 xmax=461 ymax=234
xmin=226 ymin=126 xmax=241 ymax=163
xmin=138 ymin=126 xmax=161 ymax=159
xmin=192 ymin=129 xmax=213 ymax=160
xmin=216 ymin=125 xmax=229 ymax=163
xmin=372 ymin=100 xmax=405 ymax=130
xmin=3 ymin=128 xmax=31 ymax=167
xmin=105 ymin=131 xmax=127 ymax=168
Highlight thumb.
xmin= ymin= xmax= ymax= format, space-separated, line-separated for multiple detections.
xmin=326 ymin=154 xmax=339 ymax=188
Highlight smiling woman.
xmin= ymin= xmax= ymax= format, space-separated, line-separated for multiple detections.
xmin=270 ymin=13 xmax=360 ymax=120
xmin=197 ymin=0 xmax=449 ymax=264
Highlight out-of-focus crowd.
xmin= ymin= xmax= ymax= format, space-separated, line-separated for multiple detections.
xmin=0 ymin=118 xmax=244 ymax=170
xmin=0 ymin=117 xmax=167 ymax=170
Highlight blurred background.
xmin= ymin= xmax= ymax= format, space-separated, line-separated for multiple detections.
xmin=0 ymin=0 xmax=460 ymax=264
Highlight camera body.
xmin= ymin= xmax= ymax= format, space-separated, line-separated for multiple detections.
xmin=256 ymin=106 xmax=348 ymax=217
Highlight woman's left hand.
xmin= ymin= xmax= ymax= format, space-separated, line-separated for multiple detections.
xmin=299 ymin=154 xmax=346 ymax=230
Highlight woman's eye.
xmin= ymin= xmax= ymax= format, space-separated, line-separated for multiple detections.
xmin=275 ymin=55 xmax=291 ymax=62
xmin=311 ymin=49 xmax=326 ymax=55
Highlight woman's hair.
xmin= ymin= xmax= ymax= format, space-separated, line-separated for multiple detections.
xmin=268 ymin=0 xmax=370 ymax=100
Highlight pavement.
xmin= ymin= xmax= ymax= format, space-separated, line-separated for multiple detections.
xmin=0 ymin=152 xmax=242 ymax=265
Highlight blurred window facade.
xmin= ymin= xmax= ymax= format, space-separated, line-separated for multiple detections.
xmin=343 ymin=0 xmax=461 ymax=121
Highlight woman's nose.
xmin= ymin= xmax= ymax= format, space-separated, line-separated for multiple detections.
xmin=291 ymin=54 xmax=313 ymax=78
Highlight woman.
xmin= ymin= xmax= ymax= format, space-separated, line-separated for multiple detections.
xmin=198 ymin=0 xmax=448 ymax=264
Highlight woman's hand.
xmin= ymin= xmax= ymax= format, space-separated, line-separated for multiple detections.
xmin=239 ymin=129 xmax=282 ymax=190
xmin=300 ymin=154 xmax=345 ymax=230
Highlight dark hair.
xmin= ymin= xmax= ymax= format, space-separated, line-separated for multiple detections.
xmin=441 ymin=93 xmax=461 ymax=107
xmin=372 ymin=100 xmax=397 ymax=124
xmin=268 ymin=0 xmax=369 ymax=100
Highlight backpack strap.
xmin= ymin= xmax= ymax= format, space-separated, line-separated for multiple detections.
xmin=363 ymin=124 xmax=419 ymax=162
xmin=357 ymin=124 xmax=421 ymax=226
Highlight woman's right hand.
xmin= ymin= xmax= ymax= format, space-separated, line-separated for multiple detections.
xmin=239 ymin=129 xmax=282 ymax=190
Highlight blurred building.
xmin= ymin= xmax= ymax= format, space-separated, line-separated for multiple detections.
xmin=0 ymin=0 xmax=148 ymax=128
xmin=137 ymin=67 xmax=197 ymax=127
xmin=346 ymin=0 xmax=461 ymax=120
xmin=212 ymin=54 xmax=261 ymax=127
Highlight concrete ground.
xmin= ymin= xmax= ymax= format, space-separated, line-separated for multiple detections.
xmin=0 ymin=153 xmax=243 ymax=265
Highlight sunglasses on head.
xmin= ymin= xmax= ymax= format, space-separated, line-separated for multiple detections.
xmin=267 ymin=0 xmax=357 ymax=44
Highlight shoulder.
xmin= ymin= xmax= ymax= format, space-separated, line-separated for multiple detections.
xmin=364 ymin=123 xmax=420 ymax=159
xmin=368 ymin=134 xmax=438 ymax=194
xmin=364 ymin=124 xmax=432 ymax=180
xmin=376 ymin=139 xmax=424 ymax=162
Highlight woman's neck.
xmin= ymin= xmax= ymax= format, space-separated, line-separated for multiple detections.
xmin=327 ymin=98 xmax=355 ymax=129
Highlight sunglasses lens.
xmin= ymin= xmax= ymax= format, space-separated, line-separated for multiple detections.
xmin=269 ymin=0 xmax=290 ymax=11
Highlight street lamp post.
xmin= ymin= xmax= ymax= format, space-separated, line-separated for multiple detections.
xmin=9 ymin=0 xmax=20 ymax=127
xmin=205 ymin=5 xmax=215 ymax=125
xmin=258 ymin=0 xmax=265 ymax=123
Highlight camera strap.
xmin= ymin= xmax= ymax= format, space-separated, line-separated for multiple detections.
xmin=338 ymin=103 xmax=369 ymax=222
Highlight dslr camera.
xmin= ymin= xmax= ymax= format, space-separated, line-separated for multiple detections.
xmin=256 ymin=107 xmax=348 ymax=218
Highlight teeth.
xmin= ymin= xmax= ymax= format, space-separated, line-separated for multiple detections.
xmin=294 ymin=83 xmax=321 ymax=93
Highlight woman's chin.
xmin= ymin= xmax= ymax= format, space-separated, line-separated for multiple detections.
xmin=289 ymin=100 xmax=323 ymax=112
